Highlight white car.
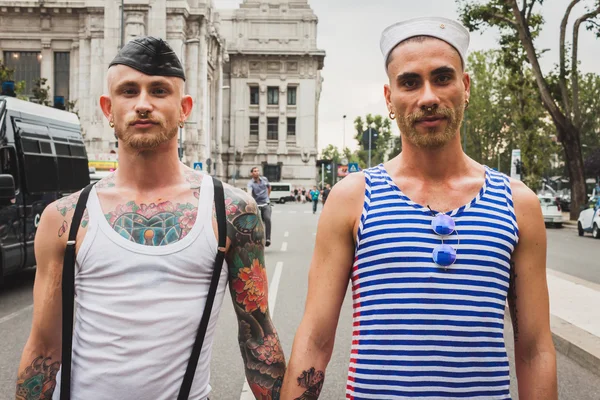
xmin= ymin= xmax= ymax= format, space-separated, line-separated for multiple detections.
xmin=538 ymin=194 xmax=563 ymax=227
xmin=577 ymin=196 xmax=600 ymax=238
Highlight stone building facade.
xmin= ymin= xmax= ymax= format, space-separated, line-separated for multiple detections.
xmin=0 ymin=0 xmax=324 ymax=187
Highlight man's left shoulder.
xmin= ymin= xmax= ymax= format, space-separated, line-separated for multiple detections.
xmin=508 ymin=178 xmax=544 ymax=224
xmin=223 ymin=182 xmax=259 ymax=215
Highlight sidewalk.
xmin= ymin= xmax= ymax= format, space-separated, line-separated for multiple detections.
xmin=546 ymin=269 xmax=600 ymax=376
xmin=561 ymin=211 xmax=577 ymax=229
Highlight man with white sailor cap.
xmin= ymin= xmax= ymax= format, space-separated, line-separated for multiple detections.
xmin=282 ymin=17 xmax=557 ymax=400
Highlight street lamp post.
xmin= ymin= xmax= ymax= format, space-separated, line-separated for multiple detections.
xmin=342 ymin=115 xmax=347 ymax=151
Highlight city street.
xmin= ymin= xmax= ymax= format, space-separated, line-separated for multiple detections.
xmin=1 ymin=201 xmax=600 ymax=399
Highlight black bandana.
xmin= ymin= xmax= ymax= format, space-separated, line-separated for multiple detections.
xmin=109 ymin=36 xmax=186 ymax=81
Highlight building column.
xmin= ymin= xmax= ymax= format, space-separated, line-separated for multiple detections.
xmin=277 ymin=84 xmax=287 ymax=155
xmin=198 ymin=21 xmax=209 ymax=163
xmin=257 ymin=83 xmax=268 ymax=154
xmin=90 ymin=35 xmax=104 ymax=132
xmin=69 ymin=41 xmax=79 ymax=109
xmin=78 ymin=37 xmax=91 ymax=139
xmin=40 ymin=39 xmax=53 ymax=103
xmin=185 ymin=35 xmax=200 ymax=165
xmin=215 ymin=51 xmax=224 ymax=178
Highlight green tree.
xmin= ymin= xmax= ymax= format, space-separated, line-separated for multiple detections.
xmin=458 ymin=0 xmax=600 ymax=218
xmin=32 ymin=77 xmax=51 ymax=106
xmin=353 ymin=114 xmax=396 ymax=169
xmin=318 ymin=144 xmax=359 ymax=185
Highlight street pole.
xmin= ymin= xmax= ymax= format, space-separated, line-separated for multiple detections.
xmin=368 ymin=127 xmax=372 ymax=169
xmin=342 ymin=115 xmax=347 ymax=152
xmin=321 ymin=163 xmax=324 ymax=189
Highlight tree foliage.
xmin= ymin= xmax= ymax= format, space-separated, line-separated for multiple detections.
xmin=466 ymin=50 xmax=560 ymax=189
xmin=32 ymin=78 xmax=51 ymax=106
xmin=353 ymin=114 xmax=398 ymax=169
xmin=458 ymin=0 xmax=600 ymax=218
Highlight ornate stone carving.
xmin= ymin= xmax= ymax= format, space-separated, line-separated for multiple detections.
xmin=300 ymin=147 xmax=311 ymax=163
xmin=185 ymin=20 xmax=200 ymax=39
xmin=125 ymin=12 xmax=146 ymax=41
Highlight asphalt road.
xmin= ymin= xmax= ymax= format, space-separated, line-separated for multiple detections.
xmin=1 ymin=201 xmax=599 ymax=399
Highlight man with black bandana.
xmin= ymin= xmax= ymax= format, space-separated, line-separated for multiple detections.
xmin=15 ymin=36 xmax=285 ymax=400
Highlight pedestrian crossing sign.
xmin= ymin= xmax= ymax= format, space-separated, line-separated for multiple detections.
xmin=193 ymin=162 xmax=203 ymax=171
xmin=348 ymin=163 xmax=360 ymax=173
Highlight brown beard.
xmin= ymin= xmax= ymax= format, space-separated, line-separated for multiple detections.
xmin=115 ymin=116 xmax=177 ymax=150
xmin=397 ymin=102 xmax=464 ymax=148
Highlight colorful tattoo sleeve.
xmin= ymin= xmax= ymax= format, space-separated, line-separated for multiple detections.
xmin=224 ymin=186 xmax=285 ymax=399
xmin=15 ymin=356 xmax=60 ymax=400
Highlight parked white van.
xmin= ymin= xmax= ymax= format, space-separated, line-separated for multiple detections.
xmin=269 ymin=183 xmax=294 ymax=204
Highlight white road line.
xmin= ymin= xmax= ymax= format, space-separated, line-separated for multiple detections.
xmin=304 ymin=210 xmax=311 ymax=214
xmin=284 ymin=231 xmax=289 ymax=238
xmin=281 ymin=242 xmax=288 ymax=252
xmin=0 ymin=304 xmax=33 ymax=325
xmin=269 ymin=261 xmax=284 ymax=313
xmin=289 ymin=211 xmax=297 ymax=214
xmin=239 ymin=261 xmax=284 ymax=400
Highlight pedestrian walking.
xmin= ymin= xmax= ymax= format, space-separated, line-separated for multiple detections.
xmin=322 ymin=184 xmax=331 ymax=205
xmin=247 ymin=167 xmax=272 ymax=247
xmin=282 ymin=17 xmax=556 ymax=400
xmin=309 ymin=186 xmax=320 ymax=214
xmin=301 ymin=187 xmax=307 ymax=203
xmin=16 ymin=36 xmax=285 ymax=400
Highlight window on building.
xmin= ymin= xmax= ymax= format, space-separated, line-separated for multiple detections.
xmin=250 ymin=86 xmax=259 ymax=105
xmin=287 ymin=117 xmax=296 ymax=136
xmin=249 ymin=117 xmax=259 ymax=138
xmin=263 ymin=164 xmax=281 ymax=182
xmin=287 ymin=87 xmax=297 ymax=105
xmin=267 ymin=117 xmax=278 ymax=140
xmin=54 ymin=52 xmax=70 ymax=108
xmin=3 ymin=51 xmax=41 ymax=98
xmin=267 ymin=86 xmax=279 ymax=105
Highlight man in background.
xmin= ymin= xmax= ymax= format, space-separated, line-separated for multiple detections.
xmin=248 ymin=166 xmax=272 ymax=247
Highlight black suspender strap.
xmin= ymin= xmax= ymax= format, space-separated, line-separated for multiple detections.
xmin=60 ymin=183 xmax=95 ymax=400
xmin=178 ymin=177 xmax=227 ymax=400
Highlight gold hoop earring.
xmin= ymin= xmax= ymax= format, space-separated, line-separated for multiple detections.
xmin=179 ymin=121 xmax=184 ymax=128
xmin=465 ymin=99 xmax=470 ymax=110
xmin=109 ymin=121 xmax=115 ymax=128
xmin=389 ymin=110 xmax=396 ymax=120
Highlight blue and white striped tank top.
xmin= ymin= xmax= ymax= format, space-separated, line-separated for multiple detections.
xmin=347 ymin=164 xmax=518 ymax=400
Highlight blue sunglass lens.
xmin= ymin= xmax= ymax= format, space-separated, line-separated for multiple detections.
xmin=433 ymin=244 xmax=457 ymax=267
xmin=432 ymin=214 xmax=455 ymax=236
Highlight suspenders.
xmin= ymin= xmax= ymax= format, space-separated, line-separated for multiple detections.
xmin=60 ymin=178 xmax=227 ymax=400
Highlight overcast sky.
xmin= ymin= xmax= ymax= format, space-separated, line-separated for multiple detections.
xmin=215 ymin=0 xmax=600 ymax=152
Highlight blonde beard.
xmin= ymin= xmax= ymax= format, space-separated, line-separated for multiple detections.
xmin=116 ymin=125 xmax=178 ymax=150
xmin=398 ymin=104 xmax=464 ymax=149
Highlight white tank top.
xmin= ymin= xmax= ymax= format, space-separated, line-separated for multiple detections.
xmin=53 ymin=176 xmax=229 ymax=400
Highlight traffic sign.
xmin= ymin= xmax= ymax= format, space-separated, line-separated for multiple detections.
xmin=193 ymin=162 xmax=203 ymax=171
xmin=341 ymin=158 xmax=348 ymax=166
xmin=348 ymin=163 xmax=360 ymax=173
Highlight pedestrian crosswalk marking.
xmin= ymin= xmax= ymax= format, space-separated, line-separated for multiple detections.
xmin=284 ymin=231 xmax=289 ymax=237
xmin=281 ymin=242 xmax=288 ymax=252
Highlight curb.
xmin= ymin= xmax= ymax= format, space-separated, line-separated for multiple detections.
xmin=551 ymin=314 xmax=600 ymax=377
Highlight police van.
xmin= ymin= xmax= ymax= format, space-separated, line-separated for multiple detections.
xmin=0 ymin=95 xmax=90 ymax=281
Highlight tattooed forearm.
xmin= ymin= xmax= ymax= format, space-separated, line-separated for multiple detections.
xmin=294 ymin=367 xmax=325 ymax=400
xmin=15 ymin=356 xmax=60 ymax=400
xmin=508 ymin=260 xmax=519 ymax=343
xmin=225 ymin=186 xmax=285 ymax=399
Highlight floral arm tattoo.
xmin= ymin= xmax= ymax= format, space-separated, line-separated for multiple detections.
xmin=15 ymin=356 xmax=60 ymax=400
xmin=224 ymin=187 xmax=285 ymax=399
xmin=55 ymin=191 xmax=88 ymax=238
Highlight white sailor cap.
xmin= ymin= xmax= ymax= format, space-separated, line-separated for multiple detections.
xmin=380 ymin=17 xmax=470 ymax=69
